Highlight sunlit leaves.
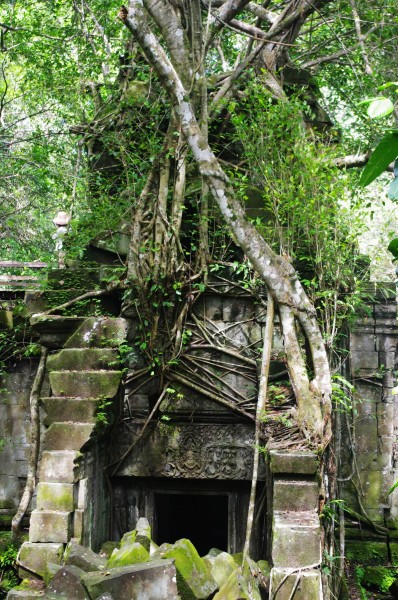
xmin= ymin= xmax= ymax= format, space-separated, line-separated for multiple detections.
xmin=360 ymin=132 xmax=398 ymax=186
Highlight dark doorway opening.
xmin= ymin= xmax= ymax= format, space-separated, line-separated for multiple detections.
xmin=155 ymin=492 xmax=228 ymax=556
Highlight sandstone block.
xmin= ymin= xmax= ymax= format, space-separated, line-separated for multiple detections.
xmin=273 ymin=480 xmax=319 ymax=513
xmin=36 ymin=483 xmax=74 ymax=512
xmin=39 ymin=451 xmax=79 ymax=483
xmin=64 ymin=317 xmax=127 ymax=349
xmin=49 ymin=371 xmax=121 ymax=399
xmin=272 ymin=513 xmax=321 ymax=568
xmin=18 ymin=542 xmax=64 ymax=578
xmin=29 ymin=510 xmax=72 ymax=543
xmin=270 ymin=451 xmax=318 ymax=475
xmin=64 ymin=541 xmax=107 ymax=572
xmin=269 ymin=568 xmax=322 ymax=600
xmin=42 ymin=398 xmax=98 ymax=425
xmin=43 ymin=423 xmax=94 ymax=452
xmin=47 ymin=348 xmax=118 ymax=372
xmin=82 ymin=559 xmax=178 ymax=600
xmin=47 ymin=565 xmax=89 ymax=599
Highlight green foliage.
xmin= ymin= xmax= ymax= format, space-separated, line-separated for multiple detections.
xmin=332 ymin=375 xmax=357 ymax=414
xmin=360 ymin=132 xmax=398 ymax=187
xmin=0 ymin=533 xmax=20 ymax=598
xmin=230 ymin=84 xmax=367 ymax=348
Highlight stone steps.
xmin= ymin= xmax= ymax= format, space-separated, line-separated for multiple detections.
xmin=41 ymin=397 xmax=99 ymax=425
xmin=47 ymin=348 xmax=118 ymax=371
xmin=49 ymin=370 xmax=122 ymax=398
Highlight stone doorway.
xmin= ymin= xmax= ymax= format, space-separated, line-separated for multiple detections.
xmin=112 ymin=477 xmax=266 ymax=559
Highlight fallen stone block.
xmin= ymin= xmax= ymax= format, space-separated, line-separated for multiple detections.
xmin=213 ymin=568 xmax=261 ymax=600
xmin=107 ymin=541 xmax=149 ymax=568
xmin=18 ymin=542 xmax=64 ymax=578
xmin=82 ymin=559 xmax=178 ymax=600
xmin=203 ymin=551 xmax=237 ymax=589
xmin=155 ymin=539 xmax=217 ymax=599
xmin=64 ymin=541 xmax=107 ymax=572
xmin=47 ymin=565 xmax=89 ymax=599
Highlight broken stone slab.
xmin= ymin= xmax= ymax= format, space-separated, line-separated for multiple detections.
xmin=272 ymin=513 xmax=321 ymax=568
xmin=49 ymin=371 xmax=122 ymax=400
xmin=64 ymin=317 xmax=127 ymax=349
xmin=203 ymin=551 xmax=237 ymax=589
xmin=155 ymin=539 xmax=217 ymax=599
xmin=47 ymin=348 xmax=118 ymax=372
xmin=213 ymin=568 xmax=261 ymax=600
xmin=39 ymin=451 xmax=79 ymax=483
xmin=47 ymin=565 xmax=90 ymax=600
xmin=269 ymin=450 xmax=318 ymax=475
xmin=269 ymin=568 xmax=323 ymax=600
xmin=273 ymin=480 xmax=319 ymax=513
xmin=42 ymin=398 xmax=98 ymax=425
xmin=107 ymin=541 xmax=149 ymax=568
xmin=64 ymin=541 xmax=107 ymax=572
xmin=18 ymin=542 xmax=64 ymax=578
xmin=36 ymin=482 xmax=74 ymax=512
xmin=135 ymin=517 xmax=151 ymax=551
xmin=81 ymin=559 xmax=178 ymax=600
xmin=43 ymin=562 xmax=62 ymax=586
xmin=29 ymin=510 xmax=72 ymax=544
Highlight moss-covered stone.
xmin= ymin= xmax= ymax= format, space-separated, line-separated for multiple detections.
xmin=47 ymin=348 xmax=118 ymax=372
xmin=203 ymin=551 xmax=237 ymax=589
xmin=135 ymin=517 xmax=151 ymax=552
xmin=41 ymin=398 xmax=98 ymax=425
xmin=43 ymin=423 xmax=94 ymax=452
xmin=64 ymin=317 xmax=127 ymax=349
xmin=64 ymin=540 xmax=107 ymax=572
xmin=18 ymin=542 xmax=64 ymax=578
xmin=213 ymin=568 xmax=261 ymax=600
xmin=107 ymin=542 xmax=149 ymax=568
xmin=49 ymin=370 xmax=122 ymax=399
xmin=156 ymin=539 xmax=217 ymax=600
xmin=99 ymin=541 xmax=119 ymax=559
xmin=36 ymin=482 xmax=74 ymax=512
xmin=43 ymin=563 xmax=62 ymax=587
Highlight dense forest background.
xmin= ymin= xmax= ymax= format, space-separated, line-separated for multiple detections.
xmin=0 ymin=0 xmax=397 ymax=440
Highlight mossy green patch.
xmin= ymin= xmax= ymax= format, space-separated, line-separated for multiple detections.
xmin=107 ymin=542 xmax=149 ymax=568
xmin=157 ymin=539 xmax=217 ymax=600
xmin=360 ymin=565 xmax=398 ymax=593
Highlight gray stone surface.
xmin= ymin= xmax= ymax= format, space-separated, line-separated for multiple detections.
xmin=270 ymin=451 xmax=318 ymax=475
xmin=47 ymin=565 xmax=89 ymax=599
xmin=29 ymin=510 xmax=72 ymax=543
xmin=272 ymin=513 xmax=321 ymax=568
xmin=39 ymin=451 xmax=79 ymax=483
xmin=269 ymin=568 xmax=322 ymax=600
xmin=81 ymin=559 xmax=178 ymax=600
xmin=18 ymin=542 xmax=64 ymax=578
xmin=64 ymin=540 xmax=107 ymax=572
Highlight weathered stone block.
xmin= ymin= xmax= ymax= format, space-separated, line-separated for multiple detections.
xmin=49 ymin=371 xmax=121 ymax=399
xmin=39 ymin=451 xmax=79 ymax=483
xmin=64 ymin=541 xmax=106 ymax=572
xmin=18 ymin=542 xmax=64 ymax=578
xmin=272 ymin=513 xmax=321 ymax=568
xmin=47 ymin=348 xmax=118 ymax=372
xmin=36 ymin=483 xmax=74 ymax=512
xmin=213 ymin=568 xmax=261 ymax=600
xmin=273 ymin=480 xmax=319 ymax=513
xmin=223 ymin=298 xmax=254 ymax=322
xmin=107 ymin=541 xmax=149 ymax=568
xmin=47 ymin=565 xmax=89 ymax=599
xmin=81 ymin=559 xmax=178 ymax=600
xmin=350 ymin=351 xmax=379 ymax=372
xmin=65 ymin=317 xmax=127 ymax=349
xmin=29 ymin=510 xmax=72 ymax=543
xmin=350 ymin=332 xmax=376 ymax=352
xmin=73 ymin=509 xmax=84 ymax=542
xmin=269 ymin=568 xmax=322 ymax=600
xmin=43 ymin=423 xmax=94 ymax=452
xmin=202 ymin=295 xmax=224 ymax=320
xmin=376 ymin=335 xmax=398 ymax=352
xmin=42 ymin=398 xmax=98 ymax=425
xmin=269 ymin=451 xmax=318 ymax=475
xmin=203 ymin=551 xmax=237 ymax=588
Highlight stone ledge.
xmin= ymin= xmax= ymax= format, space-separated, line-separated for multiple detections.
xmin=269 ymin=451 xmax=318 ymax=475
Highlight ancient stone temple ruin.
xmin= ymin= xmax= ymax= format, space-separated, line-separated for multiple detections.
xmin=0 ymin=267 xmax=398 ymax=598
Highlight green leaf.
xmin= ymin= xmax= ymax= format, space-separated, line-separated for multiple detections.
xmin=388 ymin=177 xmax=398 ymax=201
xmin=387 ymin=238 xmax=398 ymax=261
xmin=378 ymin=82 xmax=398 ymax=91
xmin=367 ymin=97 xmax=394 ymax=119
xmin=387 ymin=480 xmax=398 ymax=496
xmin=360 ymin=132 xmax=398 ymax=186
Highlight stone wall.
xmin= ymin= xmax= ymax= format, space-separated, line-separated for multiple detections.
xmin=0 ymin=358 xmax=47 ymax=527
xmin=344 ymin=284 xmax=398 ymax=525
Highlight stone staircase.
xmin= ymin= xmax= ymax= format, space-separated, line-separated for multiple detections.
xmin=18 ymin=316 xmax=126 ymax=579
xmin=268 ymin=450 xmax=323 ymax=600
